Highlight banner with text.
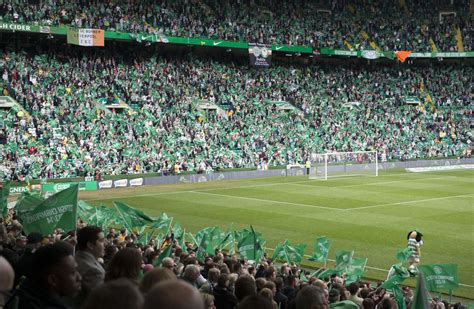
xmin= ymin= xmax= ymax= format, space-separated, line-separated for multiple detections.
xmin=249 ymin=43 xmax=272 ymax=67
xmin=67 ymin=28 xmax=104 ymax=47
xmin=42 ymin=181 xmax=97 ymax=193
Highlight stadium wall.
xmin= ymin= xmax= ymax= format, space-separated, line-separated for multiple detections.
xmin=99 ymin=158 xmax=474 ymax=189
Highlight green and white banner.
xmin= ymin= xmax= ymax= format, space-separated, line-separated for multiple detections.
xmin=1 ymin=22 xmax=473 ymax=58
xmin=19 ymin=185 xmax=78 ymax=235
xmin=418 ymin=264 xmax=459 ymax=291
xmin=42 ymin=181 xmax=97 ymax=193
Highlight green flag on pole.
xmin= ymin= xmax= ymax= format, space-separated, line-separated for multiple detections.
xmin=113 ymin=201 xmax=153 ymax=231
xmin=335 ymin=250 xmax=354 ymax=272
xmin=272 ymin=241 xmax=290 ymax=263
xmin=396 ymin=247 xmax=413 ymax=262
xmin=153 ymin=243 xmax=173 ymax=267
xmin=237 ymin=225 xmax=265 ymax=262
xmin=308 ymin=236 xmax=331 ymax=264
xmin=272 ymin=240 xmax=306 ymax=264
xmin=418 ymin=264 xmax=459 ymax=292
xmin=316 ymin=268 xmax=342 ymax=279
xmin=77 ymin=200 xmax=95 ymax=222
xmin=177 ymin=228 xmax=186 ymax=250
xmin=392 ymin=285 xmax=407 ymax=309
xmin=344 ymin=257 xmax=368 ymax=285
xmin=14 ymin=191 xmax=45 ymax=215
xmin=0 ymin=180 xmax=11 ymax=218
xmin=19 ymin=185 xmax=79 ymax=235
xmin=151 ymin=212 xmax=173 ymax=235
xmin=411 ymin=272 xmax=430 ymax=309
xmin=218 ymin=224 xmax=236 ymax=254
xmin=380 ymin=274 xmax=407 ymax=290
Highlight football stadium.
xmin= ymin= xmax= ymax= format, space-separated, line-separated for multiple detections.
xmin=0 ymin=1 xmax=473 ymax=308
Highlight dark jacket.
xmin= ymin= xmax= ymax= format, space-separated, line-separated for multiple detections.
xmin=213 ymin=285 xmax=238 ymax=309
xmin=9 ymin=279 xmax=70 ymax=309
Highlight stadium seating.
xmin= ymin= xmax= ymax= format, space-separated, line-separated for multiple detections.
xmin=0 ymin=0 xmax=471 ymax=51
xmin=0 ymin=47 xmax=471 ymax=180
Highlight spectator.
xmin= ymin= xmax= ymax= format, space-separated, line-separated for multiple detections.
xmin=104 ymin=247 xmax=142 ymax=283
xmin=295 ymin=285 xmax=328 ymax=309
xmin=234 ymin=275 xmax=256 ymax=303
xmin=161 ymin=256 xmax=175 ymax=271
xmin=140 ymin=267 xmax=177 ymax=294
xmin=213 ymin=273 xmax=238 ymax=309
xmin=74 ymin=226 xmax=105 ymax=306
xmin=282 ymin=275 xmax=298 ymax=304
xmin=274 ymin=277 xmax=288 ymax=309
xmin=14 ymin=232 xmax=42 ymax=285
xmin=202 ymin=292 xmax=217 ymax=309
xmin=144 ymin=280 xmax=205 ymax=309
xmin=259 ymin=287 xmax=278 ymax=309
xmin=200 ymin=267 xmax=221 ymax=294
xmin=347 ymin=282 xmax=363 ymax=307
xmin=237 ymin=295 xmax=274 ymax=309
xmin=82 ymin=278 xmax=144 ymax=309
xmin=182 ymin=264 xmax=202 ymax=288
xmin=15 ymin=241 xmax=81 ymax=309
xmin=0 ymin=256 xmax=14 ymax=308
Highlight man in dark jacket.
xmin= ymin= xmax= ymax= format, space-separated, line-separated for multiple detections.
xmin=13 ymin=241 xmax=81 ymax=309
xmin=213 ymin=274 xmax=238 ymax=309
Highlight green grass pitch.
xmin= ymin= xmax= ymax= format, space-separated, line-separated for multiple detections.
xmin=80 ymin=168 xmax=474 ymax=299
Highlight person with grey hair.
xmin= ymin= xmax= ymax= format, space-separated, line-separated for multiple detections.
xmin=161 ymin=257 xmax=175 ymax=270
xmin=296 ymin=285 xmax=328 ymax=309
xmin=182 ymin=264 xmax=201 ymax=288
xmin=200 ymin=267 xmax=220 ymax=294
xmin=144 ymin=280 xmax=204 ymax=309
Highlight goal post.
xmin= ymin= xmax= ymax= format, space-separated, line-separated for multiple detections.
xmin=309 ymin=151 xmax=378 ymax=180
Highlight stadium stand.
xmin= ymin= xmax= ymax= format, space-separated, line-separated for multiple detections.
xmin=0 ymin=0 xmax=471 ymax=51
xmin=0 ymin=46 xmax=471 ymax=180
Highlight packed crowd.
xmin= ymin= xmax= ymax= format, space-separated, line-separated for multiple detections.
xmin=0 ymin=0 xmax=471 ymax=51
xmin=0 ymin=45 xmax=471 ymax=181
xmin=0 ymin=218 xmax=469 ymax=309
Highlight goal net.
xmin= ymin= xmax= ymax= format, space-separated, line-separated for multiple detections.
xmin=309 ymin=151 xmax=378 ymax=180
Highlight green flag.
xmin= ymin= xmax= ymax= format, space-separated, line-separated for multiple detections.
xmin=196 ymin=232 xmax=208 ymax=263
xmin=396 ymin=247 xmax=413 ymax=262
xmin=308 ymin=236 xmax=331 ymax=263
xmin=346 ymin=257 xmax=367 ymax=275
xmin=299 ymin=270 xmax=309 ymax=283
xmin=0 ymin=180 xmax=11 ymax=218
xmin=218 ymin=224 xmax=236 ymax=254
xmin=411 ymin=272 xmax=430 ymax=309
xmin=113 ymin=201 xmax=153 ymax=230
xmin=153 ymin=244 xmax=173 ymax=267
xmin=316 ymin=268 xmax=341 ymax=279
xmin=272 ymin=240 xmax=306 ymax=264
xmin=137 ymin=229 xmax=150 ymax=246
xmin=151 ymin=212 xmax=173 ymax=235
xmin=196 ymin=226 xmax=217 ymax=256
xmin=77 ymin=200 xmax=95 ymax=222
xmin=238 ymin=225 xmax=265 ymax=262
xmin=19 ymin=185 xmax=78 ymax=235
xmin=272 ymin=241 xmax=290 ymax=263
xmin=418 ymin=264 xmax=459 ymax=292
xmin=14 ymin=190 xmax=44 ymax=215
xmin=392 ymin=285 xmax=407 ymax=309
xmin=344 ymin=257 xmax=367 ymax=284
xmin=380 ymin=273 xmax=407 ymax=290
xmin=177 ymin=228 xmax=186 ymax=250
xmin=335 ymin=250 xmax=354 ymax=272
